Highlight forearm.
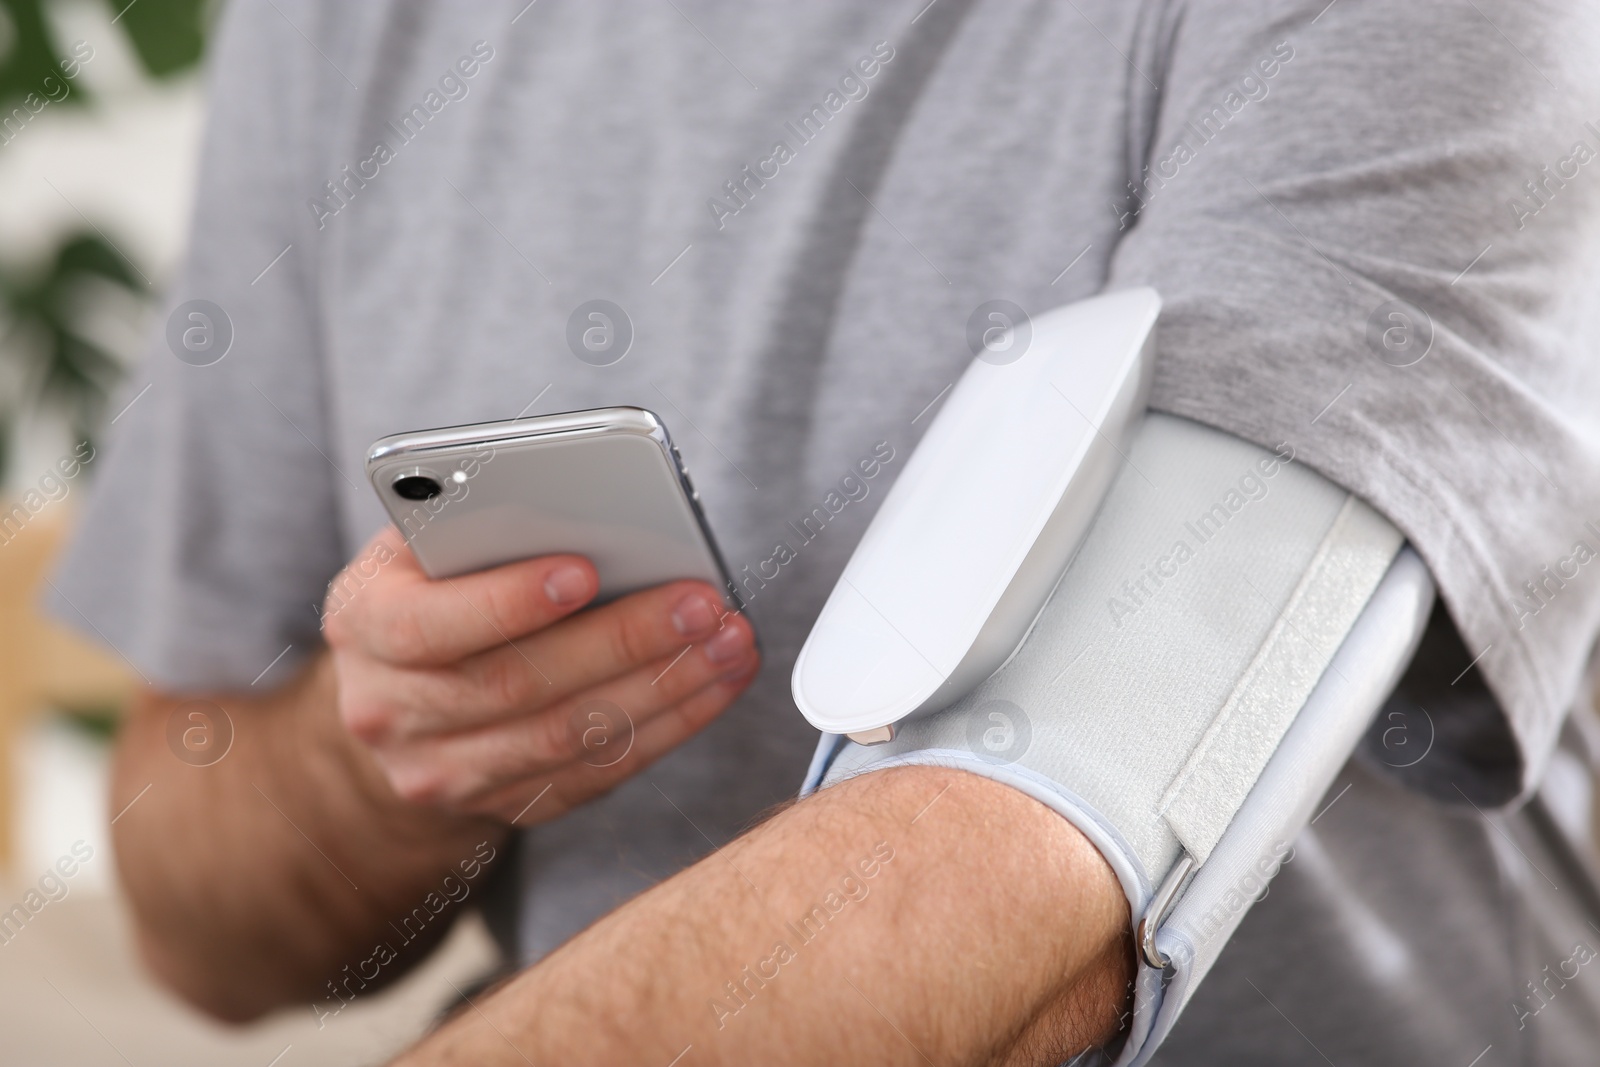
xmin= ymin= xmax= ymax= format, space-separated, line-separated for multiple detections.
xmin=397 ymin=765 xmax=1132 ymax=1067
xmin=112 ymin=653 xmax=507 ymax=1021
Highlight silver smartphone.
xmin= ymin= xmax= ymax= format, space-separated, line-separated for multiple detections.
xmin=366 ymin=406 xmax=740 ymax=608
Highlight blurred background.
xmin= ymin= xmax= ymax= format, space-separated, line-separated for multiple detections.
xmin=0 ymin=3 xmax=495 ymax=1063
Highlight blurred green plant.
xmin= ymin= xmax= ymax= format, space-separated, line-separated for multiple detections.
xmin=106 ymin=0 xmax=209 ymax=78
xmin=55 ymin=702 xmax=121 ymax=741
xmin=0 ymin=0 xmax=209 ymax=97
xmin=0 ymin=0 xmax=74 ymax=106
xmin=0 ymin=233 xmax=143 ymax=466
xmin=0 ymin=0 xmax=211 ymax=482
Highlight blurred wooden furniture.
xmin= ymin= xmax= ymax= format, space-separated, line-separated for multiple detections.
xmin=0 ymin=505 xmax=135 ymax=871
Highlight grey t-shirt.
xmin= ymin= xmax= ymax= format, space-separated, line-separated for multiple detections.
xmin=53 ymin=0 xmax=1600 ymax=969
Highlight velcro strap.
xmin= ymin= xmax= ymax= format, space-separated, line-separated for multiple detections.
xmin=1157 ymin=496 xmax=1401 ymax=861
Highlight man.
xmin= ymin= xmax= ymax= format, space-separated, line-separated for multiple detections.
xmin=53 ymin=0 xmax=1600 ymax=1063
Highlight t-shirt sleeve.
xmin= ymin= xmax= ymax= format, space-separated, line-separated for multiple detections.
xmin=1104 ymin=0 xmax=1600 ymax=800
xmin=45 ymin=0 xmax=352 ymax=691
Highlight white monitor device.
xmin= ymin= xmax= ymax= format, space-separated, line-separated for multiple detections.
xmin=791 ymin=287 xmax=1160 ymax=744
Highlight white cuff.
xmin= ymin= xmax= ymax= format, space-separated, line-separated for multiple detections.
xmin=797 ymin=414 xmax=1434 ymax=1064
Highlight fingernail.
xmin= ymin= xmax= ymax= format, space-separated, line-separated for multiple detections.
xmin=544 ymin=565 xmax=591 ymax=605
xmin=672 ymin=594 xmax=719 ymax=637
xmin=703 ymin=623 xmax=752 ymax=664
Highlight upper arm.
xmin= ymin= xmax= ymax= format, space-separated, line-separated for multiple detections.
xmin=1103 ymin=0 xmax=1600 ymax=790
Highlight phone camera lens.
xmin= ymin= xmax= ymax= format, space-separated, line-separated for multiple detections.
xmin=392 ymin=474 xmax=443 ymax=500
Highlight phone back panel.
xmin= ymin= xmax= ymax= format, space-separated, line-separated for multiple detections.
xmin=367 ymin=409 xmax=738 ymax=607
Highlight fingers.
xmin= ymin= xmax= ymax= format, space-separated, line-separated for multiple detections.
xmin=370 ymin=633 xmax=760 ymax=806
xmin=451 ymin=581 xmax=747 ymax=716
xmin=341 ymin=586 xmax=751 ymax=742
xmin=473 ymin=667 xmax=762 ymax=824
xmin=323 ymin=526 xmax=600 ymax=665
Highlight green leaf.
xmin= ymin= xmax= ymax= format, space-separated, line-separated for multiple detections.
xmin=54 ymin=231 xmax=142 ymax=289
xmin=104 ymin=0 xmax=208 ymax=78
xmin=0 ymin=232 xmax=146 ymax=475
xmin=0 ymin=0 xmax=88 ymax=112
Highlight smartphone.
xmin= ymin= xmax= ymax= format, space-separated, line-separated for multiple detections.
xmin=366 ymin=406 xmax=740 ymax=608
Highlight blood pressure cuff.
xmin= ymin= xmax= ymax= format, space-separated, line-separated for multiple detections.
xmin=798 ymin=413 xmax=1435 ymax=1066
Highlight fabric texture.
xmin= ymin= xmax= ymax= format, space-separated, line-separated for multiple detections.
xmin=1159 ymin=494 xmax=1401 ymax=861
xmin=46 ymin=0 xmax=1600 ymax=978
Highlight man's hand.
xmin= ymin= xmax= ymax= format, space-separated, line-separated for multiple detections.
xmin=395 ymin=766 xmax=1134 ymax=1067
xmin=323 ymin=527 xmax=760 ymax=824
xmin=112 ymin=526 xmax=758 ymax=1022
